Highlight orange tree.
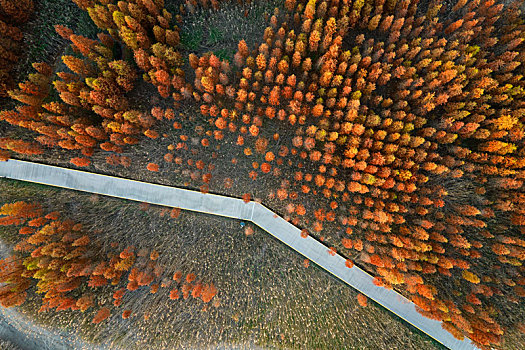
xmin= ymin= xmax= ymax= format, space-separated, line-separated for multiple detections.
xmin=1 ymin=1 xmax=525 ymax=347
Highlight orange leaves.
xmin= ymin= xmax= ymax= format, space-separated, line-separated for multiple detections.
xmin=113 ymin=288 xmax=126 ymax=300
xmin=120 ymin=246 xmax=135 ymax=259
xmin=0 ymin=149 xmax=10 ymax=162
xmin=492 ymin=243 xmax=510 ymax=256
xmin=154 ymin=70 xmax=170 ymax=86
xmin=146 ymin=163 xmax=159 ymax=172
xmin=169 ymin=207 xmax=181 ymax=219
xmin=70 ymin=157 xmax=91 ymax=167
xmin=457 ymin=205 xmax=481 ymax=216
xmin=173 ymin=271 xmax=182 ymax=282
xmin=191 ymin=282 xmax=203 ymax=298
xmin=277 ymin=188 xmax=288 ymax=200
xmin=3 ymin=2 xmax=524 ymax=347
xmin=76 ymin=295 xmax=94 ymax=312
xmin=27 ymin=217 xmax=47 ymax=227
xmin=200 ymin=283 xmax=217 ymax=303
xmin=254 ymin=137 xmax=269 ymax=153
xmin=242 ymin=193 xmax=251 ymax=203
xmin=416 ymin=284 xmax=436 ymax=300
xmin=237 ymin=40 xmax=249 ymax=57
xmin=444 ymin=19 xmax=464 ymax=35
xmin=303 ymin=259 xmax=310 ymax=268
xmin=268 ymin=86 xmax=280 ymax=106
xmin=88 ymin=275 xmax=108 ymax=288
xmin=466 ymin=293 xmax=481 ymax=306
xmin=342 ymin=238 xmax=353 ymax=249
xmin=200 ymin=76 xmax=215 ymax=93
xmin=353 ymin=239 xmax=363 ymax=251
xmin=19 ymin=226 xmax=34 ymax=235
xmin=92 ymin=307 xmax=110 ymax=324
xmin=137 ymin=271 xmax=154 ymax=286
xmin=169 ymin=289 xmax=180 ymax=300
xmin=441 ymin=322 xmax=465 ymax=341
xmin=249 ymin=124 xmax=259 ymax=137
xmin=145 ymin=130 xmax=159 ymax=140
xmin=357 ymin=293 xmax=368 ymax=307
xmin=300 ymin=229 xmax=308 ymax=238
xmin=313 ymin=221 xmax=323 ymax=232
xmin=314 ymin=175 xmax=325 ymax=187
xmin=236 ymin=136 xmax=245 ymax=146
xmin=0 ymin=200 xmax=221 ymax=332
xmin=345 ymin=259 xmax=354 ymax=268
xmin=150 ymin=250 xmax=159 ymax=261
xmin=181 ymin=283 xmax=192 ymax=299
xmin=215 ymin=117 xmax=227 ymax=129
xmin=72 ymin=235 xmax=90 ymax=247
xmin=221 ymin=178 xmax=233 ymax=189
xmin=260 ymin=162 xmax=271 ymax=173
xmin=186 ymin=273 xmax=196 ymax=283
xmin=369 ymin=254 xmax=384 ymax=267
xmin=244 ymin=226 xmax=254 ymax=236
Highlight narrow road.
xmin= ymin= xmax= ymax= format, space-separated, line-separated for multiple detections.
xmin=0 ymin=159 xmax=478 ymax=350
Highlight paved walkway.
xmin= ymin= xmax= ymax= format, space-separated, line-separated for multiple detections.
xmin=0 ymin=159 xmax=478 ymax=350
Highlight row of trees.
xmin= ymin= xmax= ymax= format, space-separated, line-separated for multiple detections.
xmin=0 ymin=201 xmax=217 ymax=323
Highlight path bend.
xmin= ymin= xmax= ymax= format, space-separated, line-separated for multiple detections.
xmin=0 ymin=159 xmax=478 ymax=350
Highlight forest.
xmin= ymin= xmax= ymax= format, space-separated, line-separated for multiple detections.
xmin=1 ymin=0 xmax=525 ymax=349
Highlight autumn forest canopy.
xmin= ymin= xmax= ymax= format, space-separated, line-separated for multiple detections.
xmin=1 ymin=0 xmax=525 ymax=349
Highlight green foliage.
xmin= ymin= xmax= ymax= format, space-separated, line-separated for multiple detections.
xmin=180 ymin=27 xmax=203 ymax=51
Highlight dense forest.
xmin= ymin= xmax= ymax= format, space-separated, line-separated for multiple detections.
xmin=1 ymin=0 xmax=525 ymax=349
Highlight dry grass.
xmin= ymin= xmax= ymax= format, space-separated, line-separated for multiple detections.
xmin=0 ymin=178 xmax=444 ymax=349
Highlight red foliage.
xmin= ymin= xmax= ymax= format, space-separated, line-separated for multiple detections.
xmin=169 ymin=289 xmax=180 ymax=300
xmin=147 ymin=163 xmax=159 ymax=172
xmin=357 ymin=293 xmax=368 ymax=307
xmin=92 ymin=307 xmax=110 ymax=324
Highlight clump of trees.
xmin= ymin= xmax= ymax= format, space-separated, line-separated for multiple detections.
xmin=1 ymin=0 xmax=186 ymax=166
xmin=0 ymin=201 xmax=217 ymax=323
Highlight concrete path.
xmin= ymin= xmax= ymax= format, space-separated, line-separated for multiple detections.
xmin=0 ymin=159 xmax=478 ymax=350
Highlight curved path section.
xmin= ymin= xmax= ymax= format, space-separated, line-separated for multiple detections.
xmin=0 ymin=159 xmax=478 ymax=350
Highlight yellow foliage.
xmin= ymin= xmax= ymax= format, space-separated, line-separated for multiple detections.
xmin=462 ymin=270 xmax=480 ymax=284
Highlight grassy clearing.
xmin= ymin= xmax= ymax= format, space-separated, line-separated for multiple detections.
xmin=179 ymin=0 xmax=282 ymax=62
